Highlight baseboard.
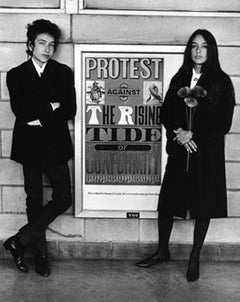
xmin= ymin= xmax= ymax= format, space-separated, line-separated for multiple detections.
xmin=1 ymin=241 xmax=240 ymax=261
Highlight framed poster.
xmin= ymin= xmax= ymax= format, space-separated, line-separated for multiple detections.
xmin=75 ymin=45 xmax=184 ymax=218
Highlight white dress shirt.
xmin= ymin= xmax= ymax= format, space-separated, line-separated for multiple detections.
xmin=190 ymin=68 xmax=202 ymax=89
xmin=32 ymin=58 xmax=46 ymax=77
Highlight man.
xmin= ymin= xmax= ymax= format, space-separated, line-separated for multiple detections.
xmin=4 ymin=19 xmax=76 ymax=277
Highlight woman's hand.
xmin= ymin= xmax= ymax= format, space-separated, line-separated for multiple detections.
xmin=173 ymin=128 xmax=192 ymax=144
xmin=184 ymin=140 xmax=197 ymax=153
xmin=173 ymin=128 xmax=197 ymax=153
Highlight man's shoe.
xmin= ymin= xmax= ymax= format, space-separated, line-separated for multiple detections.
xmin=186 ymin=258 xmax=200 ymax=282
xmin=3 ymin=236 xmax=28 ymax=273
xmin=35 ymin=254 xmax=50 ymax=277
xmin=13 ymin=256 xmax=28 ymax=273
xmin=135 ymin=250 xmax=170 ymax=268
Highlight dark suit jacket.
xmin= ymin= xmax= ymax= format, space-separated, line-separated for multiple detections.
xmin=7 ymin=59 xmax=76 ymax=167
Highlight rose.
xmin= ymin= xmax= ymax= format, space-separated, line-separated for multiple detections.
xmin=177 ymin=85 xmax=207 ymax=130
xmin=184 ymin=97 xmax=198 ymax=108
xmin=191 ymin=85 xmax=207 ymax=98
xmin=177 ymin=85 xmax=207 ymax=171
xmin=177 ymin=85 xmax=207 ymax=99
xmin=177 ymin=86 xmax=191 ymax=98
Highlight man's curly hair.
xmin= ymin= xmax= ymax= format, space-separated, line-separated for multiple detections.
xmin=26 ymin=19 xmax=61 ymax=56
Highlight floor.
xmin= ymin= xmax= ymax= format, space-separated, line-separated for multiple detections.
xmin=0 ymin=259 xmax=240 ymax=302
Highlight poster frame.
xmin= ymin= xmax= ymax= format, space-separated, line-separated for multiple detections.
xmin=74 ymin=44 xmax=184 ymax=218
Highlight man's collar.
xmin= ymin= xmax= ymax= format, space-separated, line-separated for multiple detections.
xmin=31 ymin=58 xmax=47 ymax=76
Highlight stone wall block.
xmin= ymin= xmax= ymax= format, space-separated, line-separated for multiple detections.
xmin=112 ymin=242 xmax=139 ymax=259
xmin=226 ymin=162 xmax=240 ymax=189
xmin=0 ymin=187 xmax=2 ymax=212
xmin=1 ymin=72 xmax=9 ymax=100
xmin=85 ymin=218 xmax=138 ymax=242
xmin=54 ymin=44 xmax=73 ymax=68
xmin=46 ymin=215 xmax=84 ymax=240
xmin=231 ymin=77 xmax=240 ymax=105
xmin=0 ymin=14 xmax=71 ymax=42
xmin=1 ymin=130 xmax=12 ymax=157
xmin=0 ymin=214 xmax=27 ymax=238
xmin=219 ymin=244 xmax=240 ymax=261
xmin=72 ymin=15 xmax=240 ymax=47
xmin=230 ymin=106 xmax=240 ymax=133
xmin=139 ymin=219 xmax=158 ymax=242
xmin=206 ymin=218 xmax=240 ymax=243
xmin=2 ymin=187 xmax=26 ymax=213
xmin=225 ymin=134 xmax=240 ymax=161
xmin=0 ymin=44 xmax=26 ymax=71
xmin=2 ymin=186 xmax=60 ymax=213
xmin=0 ymin=43 xmax=73 ymax=73
xmin=219 ymin=48 xmax=240 ymax=76
xmin=171 ymin=220 xmax=194 ymax=243
xmin=0 ymin=102 xmax=15 ymax=129
xmin=58 ymin=241 xmax=113 ymax=259
xmin=227 ymin=191 xmax=240 ymax=217
xmin=0 ymin=159 xmax=23 ymax=185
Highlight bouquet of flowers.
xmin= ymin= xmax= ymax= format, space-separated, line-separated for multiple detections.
xmin=177 ymin=85 xmax=207 ymax=171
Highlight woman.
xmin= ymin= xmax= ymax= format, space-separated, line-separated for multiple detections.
xmin=136 ymin=29 xmax=235 ymax=282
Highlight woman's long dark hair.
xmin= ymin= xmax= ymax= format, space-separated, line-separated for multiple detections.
xmin=172 ymin=29 xmax=235 ymax=104
xmin=182 ymin=29 xmax=222 ymax=76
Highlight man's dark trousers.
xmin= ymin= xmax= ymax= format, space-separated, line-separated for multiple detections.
xmin=19 ymin=162 xmax=72 ymax=250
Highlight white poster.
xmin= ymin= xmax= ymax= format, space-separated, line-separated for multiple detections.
xmin=75 ymin=45 xmax=184 ymax=218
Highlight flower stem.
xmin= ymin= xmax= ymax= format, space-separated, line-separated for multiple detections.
xmin=186 ymin=107 xmax=193 ymax=172
xmin=189 ymin=108 xmax=192 ymax=130
xmin=186 ymin=151 xmax=190 ymax=172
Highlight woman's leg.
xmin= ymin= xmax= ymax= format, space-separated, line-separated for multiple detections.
xmin=187 ymin=218 xmax=210 ymax=281
xmin=136 ymin=214 xmax=173 ymax=267
xmin=157 ymin=214 xmax=174 ymax=253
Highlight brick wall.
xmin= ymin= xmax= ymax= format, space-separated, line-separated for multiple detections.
xmin=0 ymin=1 xmax=240 ymax=259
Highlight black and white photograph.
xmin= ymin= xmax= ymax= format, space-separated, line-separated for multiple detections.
xmin=0 ymin=1 xmax=239 ymax=301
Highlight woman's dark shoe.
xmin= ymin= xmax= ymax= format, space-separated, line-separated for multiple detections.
xmin=35 ymin=254 xmax=50 ymax=277
xmin=3 ymin=236 xmax=28 ymax=273
xmin=135 ymin=250 xmax=170 ymax=268
xmin=186 ymin=258 xmax=200 ymax=282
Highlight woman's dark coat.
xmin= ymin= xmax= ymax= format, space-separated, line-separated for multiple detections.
xmin=158 ymin=69 xmax=235 ymax=219
xmin=7 ymin=59 xmax=76 ymax=167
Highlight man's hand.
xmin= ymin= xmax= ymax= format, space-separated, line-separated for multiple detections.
xmin=50 ymin=102 xmax=60 ymax=111
xmin=27 ymin=119 xmax=42 ymax=126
